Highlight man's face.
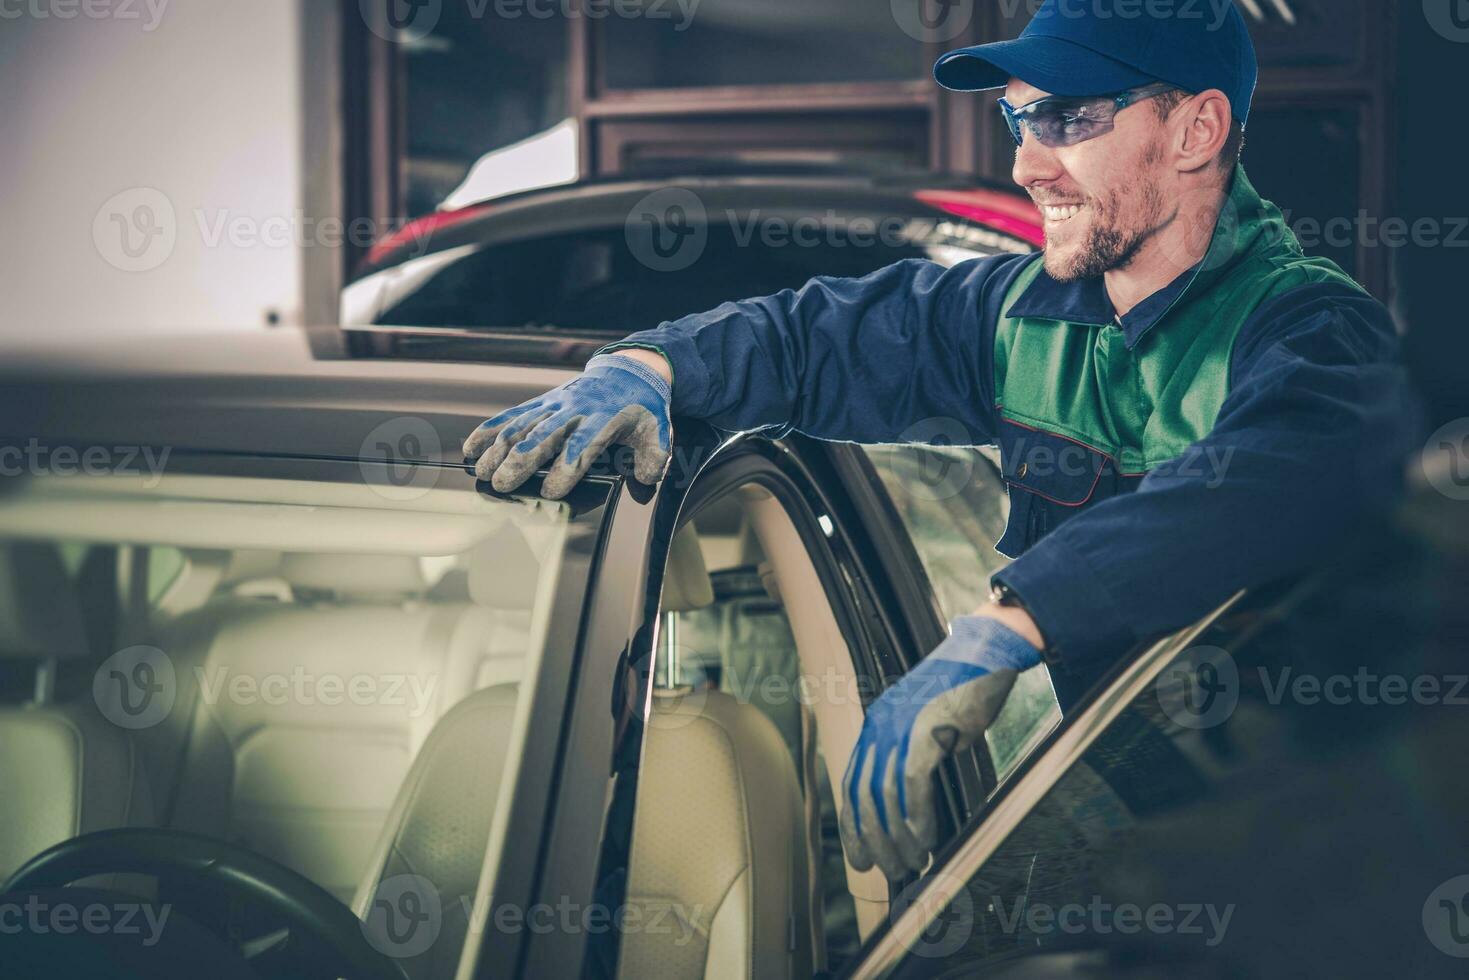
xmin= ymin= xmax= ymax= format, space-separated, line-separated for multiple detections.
xmin=1007 ymin=80 xmax=1175 ymax=282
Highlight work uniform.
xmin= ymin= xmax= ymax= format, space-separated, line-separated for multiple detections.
xmin=604 ymin=166 xmax=1416 ymax=705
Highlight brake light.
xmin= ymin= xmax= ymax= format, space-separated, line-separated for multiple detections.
xmin=365 ymin=203 xmax=495 ymax=267
xmin=914 ymin=189 xmax=1045 ymax=247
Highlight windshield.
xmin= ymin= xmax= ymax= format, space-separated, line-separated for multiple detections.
xmin=0 ymin=464 xmax=583 ymax=975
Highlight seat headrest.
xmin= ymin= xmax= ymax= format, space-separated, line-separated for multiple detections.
xmin=662 ymin=524 xmax=714 ymax=613
xmin=0 ymin=543 xmax=89 ymax=660
xmin=279 ymin=553 xmax=427 ymax=600
xmin=466 ymin=525 xmax=541 ymax=610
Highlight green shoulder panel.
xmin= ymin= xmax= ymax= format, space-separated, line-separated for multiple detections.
xmin=993 ymin=166 xmax=1366 ymax=474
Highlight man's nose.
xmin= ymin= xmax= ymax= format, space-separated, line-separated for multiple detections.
xmin=1012 ymin=133 xmax=1063 ymax=190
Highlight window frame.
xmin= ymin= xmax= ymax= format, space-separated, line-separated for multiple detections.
xmin=842 ymin=591 xmax=1246 ymax=980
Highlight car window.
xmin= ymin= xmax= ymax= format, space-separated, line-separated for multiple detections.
xmin=862 ymin=444 xmax=1061 ymax=783
xmin=863 ymin=552 xmax=1460 ymax=979
xmin=361 ymin=216 xmax=1010 ymax=335
xmin=615 ymin=479 xmax=893 ymax=978
xmin=0 ymin=469 xmax=582 ymax=978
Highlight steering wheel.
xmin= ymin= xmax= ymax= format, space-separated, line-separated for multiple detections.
xmin=3 ymin=828 xmax=408 ymax=980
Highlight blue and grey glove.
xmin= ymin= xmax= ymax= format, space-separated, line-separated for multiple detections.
xmin=463 ymin=353 xmax=672 ymax=499
xmin=840 ymin=615 xmax=1042 ymax=880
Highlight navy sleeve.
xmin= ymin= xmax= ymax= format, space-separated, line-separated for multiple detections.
xmin=599 ymin=255 xmax=1030 ymax=444
xmin=994 ymin=283 xmax=1422 ymax=670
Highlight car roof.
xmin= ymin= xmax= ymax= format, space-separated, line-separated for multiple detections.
xmin=0 ymin=326 xmax=576 ymax=464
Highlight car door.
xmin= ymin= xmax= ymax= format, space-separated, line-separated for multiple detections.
xmin=840 ymin=521 xmax=1468 ymax=980
xmin=821 ymin=440 xmax=1064 ymax=795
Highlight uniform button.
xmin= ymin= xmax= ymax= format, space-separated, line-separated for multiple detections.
xmin=1017 ymin=462 xmax=1028 ymax=479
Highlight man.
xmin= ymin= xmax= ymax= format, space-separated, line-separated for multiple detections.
xmin=462 ymin=1 xmax=1412 ymax=881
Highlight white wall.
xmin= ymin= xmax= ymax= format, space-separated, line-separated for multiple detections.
xmin=0 ymin=0 xmax=340 ymax=337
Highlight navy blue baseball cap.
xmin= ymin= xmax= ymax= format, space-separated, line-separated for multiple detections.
xmin=934 ymin=0 xmax=1258 ymax=126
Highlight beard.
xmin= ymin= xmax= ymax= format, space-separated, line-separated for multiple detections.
xmin=1043 ymin=146 xmax=1170 ymax=283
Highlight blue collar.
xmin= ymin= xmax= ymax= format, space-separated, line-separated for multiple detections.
xmin=1004 ymin=260 xmax=1201 ymax=349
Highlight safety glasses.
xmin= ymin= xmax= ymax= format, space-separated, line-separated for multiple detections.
xmin=998 ymin=82 xmax=1179 ymax=149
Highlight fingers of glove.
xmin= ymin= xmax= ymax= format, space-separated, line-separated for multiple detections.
xmin=473 ymin=409 xmax=554 ymax=483
xmin=542 ymin=412 xmax=627 ymax=500
xmin=861 ymin=749 xmax=911 ymax=882
xmin=838 ymin=743 xmax=876 ymax=873
xmin=901 ymin=724 xmax=948 ymax=857
xmin=490 ymin=413 xmax=577 ymax=494
xmin=463 ymin=402 xmax=538 ymax=462
xmin=624 ymin=406 xmax=672 ymax=485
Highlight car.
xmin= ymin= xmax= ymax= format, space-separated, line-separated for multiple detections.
xmin=0 ymin=319 xmax=1462 ymax=979
xmin=337 ymin=167 xmax=1045 ymax=367
xmin=0 ymin=325 xmax=1059 ymax=980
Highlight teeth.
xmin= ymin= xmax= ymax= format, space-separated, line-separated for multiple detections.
xmin=1042 ymin=204 xmax=1085 ymax=221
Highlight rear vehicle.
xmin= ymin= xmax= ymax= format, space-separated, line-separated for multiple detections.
xmin=338 ymin=169 xmax=1043 ymax=364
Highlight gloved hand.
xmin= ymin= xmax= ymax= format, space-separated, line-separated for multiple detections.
xmin=463 ymin=353 xmax=671 ymax=499
xmin=840 ymin=615 xmax=1042 ymax=880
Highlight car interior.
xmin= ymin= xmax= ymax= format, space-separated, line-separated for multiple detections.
xmin=0 ymin=472 xmax=572 ymax=979
xmin=619 ymin=483 xmax=891 ymax=979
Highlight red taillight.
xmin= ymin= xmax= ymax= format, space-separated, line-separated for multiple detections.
xmin=365 ymin=203 xmax=495 ymax=267
xmin=914 ymin=189 xmax=1045 ymax=247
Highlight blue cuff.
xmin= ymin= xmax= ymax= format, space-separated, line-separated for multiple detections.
xmin=595 ymin=333 xmax=711 ymax=417
xmin=991 ymin=534 xmax=1136 ymax=673
xmin=937 ymin=615 xmax=1044 ymax=672
xmin=586 ymin=353 xmax=672 ymax=405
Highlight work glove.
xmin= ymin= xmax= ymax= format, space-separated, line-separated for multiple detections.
xmin=463 ymin=353 xmax=671 ymax=499
xmin=840 ymin=616 xmax=1042 ymax=881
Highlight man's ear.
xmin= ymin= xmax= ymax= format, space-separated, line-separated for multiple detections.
xmin=1175 ymin=89 xmax=1232 ymax=175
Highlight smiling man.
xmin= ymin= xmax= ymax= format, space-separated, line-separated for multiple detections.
xmin=463 ymin=0 xmax=1413 ymax=881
